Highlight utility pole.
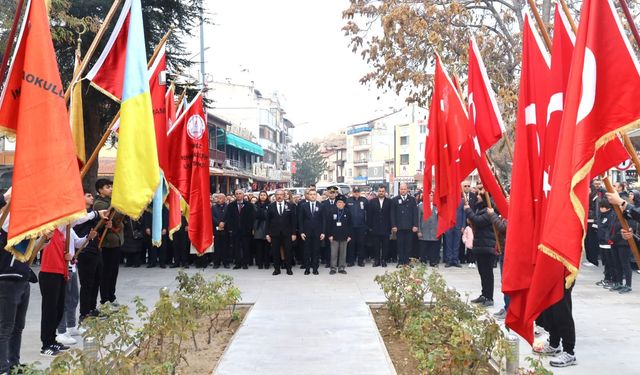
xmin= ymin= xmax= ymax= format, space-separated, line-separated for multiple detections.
xmin=199 ymin=0 xmax=206 ymax=89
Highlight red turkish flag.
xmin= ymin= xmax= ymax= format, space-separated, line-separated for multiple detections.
xmin=538 ymin=0 xmax=640 ymax=338
xmin=465 ymin=37 xmax=509 ymax=217
xmin=84 ymin=0 xmax=131 ymax=102
xmin=165 ymin=85 xmax=183 ymax=238
xmin=423 ymin=55 xmax=469 ymax=236
xmin=503 ymin=14 xmax=552 ymax=343
xmin=166 ymin=93 xmax=213 ymax=253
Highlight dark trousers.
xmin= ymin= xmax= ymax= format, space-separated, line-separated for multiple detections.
xmin=0 ymin=279 xmax=29 ymax=373
xmin=77 ymin=252 xmax=101 ymax=318
xmin=396 ymin=230 xmax=413 ymax=265
xmin=347 ymin=227 xmax=367 ymax=264
xmin=124 ymin=251 xmax=142 ymax=267
xmin=253 ymin=239 xmax=269 ymax=267
xmin=584 ymin=226 xmax=599 ymax=265
xmin=476 ymin=253 xmax=496 ymax=300
xmin=612 ymin=244 xmax=633 ymax=286
xmin=231 ymin=235 xmax=251 ymax=266
xmin=499 ymin=254 xmax=510 ymax=309
xmin=371 ymin=234 xmax=390 ymax=264
xmin=419 ymin=239 xmax=441 ymax=265
xmin=602 ymin=247 xmax=615 ymax=282
xmin=271 ymin=234 xmax=292 ymax=270
xmin=100 ymin=247 xmax=120 ymax=304
xmin=172 ymin=230 xmax=190 ymax=266
xmin=303 ymin=235 xmax=322 ymax=270
xmin=443 ymin=228 xmax=461 ymax=265
xmin=213 ymin=231 xmax=230 ymax=266
xmin=546 ymin=284 xmax=576 ymax=355
xmin=148 ymin=237 xmax=168 ymax=266
xmin=38 ymin=272 xmax=65 ymax=348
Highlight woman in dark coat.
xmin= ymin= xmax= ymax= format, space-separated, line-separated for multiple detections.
xmin=121 ymin=217 xmax=145 ymax=267
xmin=464 ymin=189 xmax=497 ymax=307
xmin=253 ymin=191 xmax=270 ymax=269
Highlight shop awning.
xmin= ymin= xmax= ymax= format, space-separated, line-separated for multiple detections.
xmin=225 ymin=133 xmax=264 ymax=156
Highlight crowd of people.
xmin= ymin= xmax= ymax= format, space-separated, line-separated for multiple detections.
xmin=4 ymin=175 xmax=640 ymax=371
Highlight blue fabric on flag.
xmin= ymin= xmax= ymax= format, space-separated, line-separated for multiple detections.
xmin=151 ymin=172 xmax=168 ymax=247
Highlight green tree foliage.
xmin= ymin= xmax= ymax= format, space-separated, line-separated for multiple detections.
xmin=292 ymin=142 xmax=328 ymax=187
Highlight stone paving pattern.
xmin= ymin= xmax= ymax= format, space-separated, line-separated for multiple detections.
xmin=21 ymin=263 xmax=639 ymax=374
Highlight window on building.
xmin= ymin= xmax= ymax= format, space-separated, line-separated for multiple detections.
xmin=419 ymin=161 xmax=425 ymax=171
xmin=400 ymin=154 xmax=410 ymax=165
xmin=400 ymin=136 xmax=409 ymax=145
xmin=419 ymin=124 xmax=427 ymax=134
xmin=347 ymin=168 xmax=352 ymax=177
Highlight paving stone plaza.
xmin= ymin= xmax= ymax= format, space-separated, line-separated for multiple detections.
xmin=21 ymin=264 xmax=639 ymax=374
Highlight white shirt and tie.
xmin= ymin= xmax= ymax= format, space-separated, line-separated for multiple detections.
xmin=278 ymin=202 xmax=284 ymax=215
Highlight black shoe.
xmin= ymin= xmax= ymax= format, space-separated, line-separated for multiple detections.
xmin=313 ymin=269 xmax=319 ymax=275
xmin=286 ymin=269 xmax=293 ymax=275
xmin=347 ymin=262 xmax=355 ymax=267
xmin=373 ymin=261 xmax=380 ymax=267
xmin=358 ymin=262 xmax=365 ymax=267
xmin=147 ymin=264 xmax=156 ymax=268
xmin=212 ymin=264 xmax=221 ymax=269
xmin=304 ymin=269 xmax=310 ymax=275
xmin=272 ymin=269 xmax=281 ymax=276
xmin=264 ymin=264 xmax=270 ymax=270
xmin=330 ymin=269 xmax=337 ymax=275
xmin=169 ymin=264 xmax=180 ymax=269
xmin=132 ymin=264 xmax=141 ymax=268
xmin=242 ymin=265 xmax=248 ymax=270
xmin=300 ymin=265 xmax=306 ymax=269
xmin=470 ymin=295 xmax=487 ymax=304
xmin=258 ymin=265 xmax=264 ymax=269
xmin=338 ymin=269 xmax=347 ymax=274
xmin=453 ymin=263 xmax=462 ymax=268
xmin=325 ymin=263 xmax=330 ymax=268
xmin=183 ymin=265 xmax=190 ymax=269
xmin=396 ymin=264 xmax=402 ymax=268
xmin=159 ymin=265 xmax=167 ymax=269
xmin=382 ymin=261 xmax=387 ymax=267
xmin=444 ymin=263 xmax=452 ymax=268
xmin=53 ymin=343 xmax=70 ymax=351
xmin=223 ymin=264 xmax=231 ymax=269
xmin=233 ymin=265 xmax=241 ymax=270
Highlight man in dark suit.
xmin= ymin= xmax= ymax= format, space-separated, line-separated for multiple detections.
xmin=211 ymin=193 xmax=230 ymax=269
xmin=391 ymin=183 xmax=419 ymax=267
xmin=298 ymin=189 xmax=325 ymax=275
xmin=220 ymin=189 xmax=256 ymax=269
xmin=367 ymin=185 xmax=392 ymax=267
xmin=320 ymin=186 xmax=339 ymax=267
xmin=347 ymin=187 xmax=368 ymax=266
xmin=266 ymin=189 xmax=297 ymax=275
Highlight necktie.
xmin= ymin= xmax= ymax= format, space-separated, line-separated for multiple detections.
xmin=238 ymin=203 xmax=243 ymax=214
xmin=279 ymin=203 xmax=283 ymax=215
xmin=311 ymin=203 xmax=315 ymax=215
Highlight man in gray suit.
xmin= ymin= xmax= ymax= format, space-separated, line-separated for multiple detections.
xmin=418 ymin=191 xmax=440 ymax=266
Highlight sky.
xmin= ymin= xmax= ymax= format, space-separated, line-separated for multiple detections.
xmin=186 ymin=0 xmax=407 ymax=143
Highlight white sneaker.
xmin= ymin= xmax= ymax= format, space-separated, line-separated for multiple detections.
xmin=67 ymin=326 xmax=86 ymax=336
xmin=468 ymin=263 xmax=476 ymax=268
xmin=550 ymin=352 xmax=577 ymax=367
xmin=56 ymin=332 xmax=77 ymax=346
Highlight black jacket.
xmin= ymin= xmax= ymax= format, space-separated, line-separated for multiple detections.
xmin=465 ymin=203 xmax=496 ymax=255
xmin=0 ymin=196 xmax=33 ymax=282
xmin=488 ymin=212 xmax=506 ymax=252
xmin=266 ymin=201 xmax=297 ymax=236
xmin=253 ymin=201 xmax=269 ymax=240
xmin=224 ymin=200 xmax=256 ymax=237
xmin=367 ymin=197 xmax=392 ymax=235
xmin=298 ymin=200 xmax=325 ymax=237
xmin=347 ymin=197 xmax=367 ymax=228
xmin=390 ymin=195 xmax=419 ymax=230
xmin=326 ymin=206 xmax=352 ymax=241
xmin=598 ymin=209 xmax=615 ymax=247
xmin=142 ymin=206 xmax=169 ymax=232
xmin=212 ymin=203 xmax=227 ymax=233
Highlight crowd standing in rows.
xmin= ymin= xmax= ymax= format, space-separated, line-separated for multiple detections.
xmin=3 ymin=176 xmax=637 ymax=370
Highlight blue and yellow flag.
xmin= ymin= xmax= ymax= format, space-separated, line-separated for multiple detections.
xmin=111 ymin=0 xmax=160 ymax=219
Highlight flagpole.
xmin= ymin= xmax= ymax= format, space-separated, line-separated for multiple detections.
xmin=79 ymin=29 xmax=173 ymax=179
xmin=558 ymin=0 xmax=577 ymax=33
xmin=602 ymin=176 xmax=640 ymax=268
xmin=63 ymin=0 xmax=124 ymax=104
xmin=0 ymin=0 xmax=26 ymax=90
xmin=527 ymin=0 xmax=552 ymax=50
